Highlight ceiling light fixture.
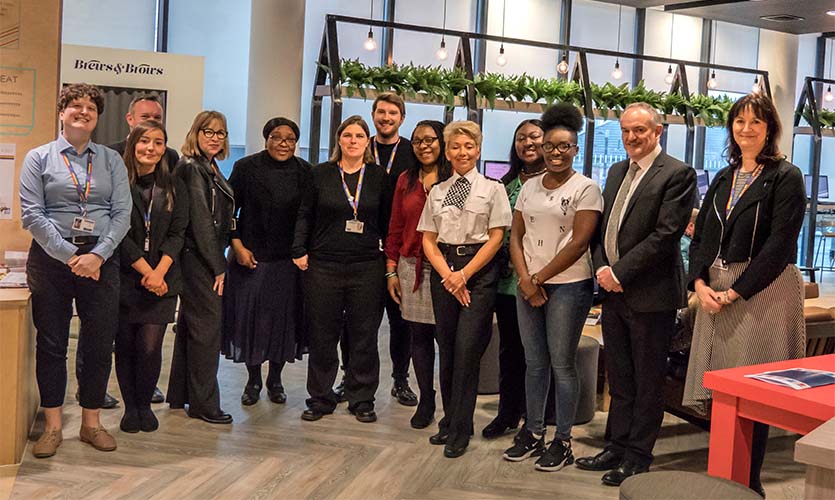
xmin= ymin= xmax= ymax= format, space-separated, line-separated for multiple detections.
xmin=612 ymin=5 xmax=623 ymax=80
xmin=557 ymin=53 xmax=569 ymax=74
xmin=707 ymin=20 xmax=719 ymax=90
xmin=751 ymin=28 xmax=761 ymax=94
xmin=827 ymin=10 xmax=835 ymax=16
xmin=496 ymin=0 xmax=508 ymax=67
xmin=665 ymin=14 xmax=675 ymax=85
xmin=436 ymin=0 xmax=449 ymax=61
xmin=827 ymin=41 xmax=834 ymax=103
xmin=363 ymin=0 xmax=377 ymax=51
xmin=752 ymin=76 xmax=761 ymax=93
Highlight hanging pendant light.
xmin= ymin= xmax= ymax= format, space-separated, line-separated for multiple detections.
xmin=751 ymin=76 xmax=761 ymax=93
xmin=611 ymin=5 xmax=623 ymax=80
xmin=436 ymin=0 xmax=449 ymax=60
xmin=825 ymin=86 xmax=834 ymax=103
xmin=707 ymin=20 xmax=719 ymax=91
xmin=557 ymin=53 xmax=569 ymax=74
xmin=707 ymin=70 xmax=719 ymax=90
xmin=664 ymin=65 xmax=675 ymax=85
xmin=496 ymin=0 xmax=508 ymax=67
xmin=364 ymin=0 xmax=377 ymax=51
xmin=664 ymin=14 xmax=675 ymax=85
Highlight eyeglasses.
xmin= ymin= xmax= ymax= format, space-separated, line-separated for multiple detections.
xmin=268 ymin=135 xmax=297 ymax=145
xmin=413 ymin=137 xmax=439 ymax=147
xmin=201 ymin=128 xmax=228 ymax=139
xmin=541 ymin=142 xmax=577 ymax=153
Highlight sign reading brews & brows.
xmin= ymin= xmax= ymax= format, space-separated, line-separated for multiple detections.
xmin=73 ymin=58 xmax=164 ymax=76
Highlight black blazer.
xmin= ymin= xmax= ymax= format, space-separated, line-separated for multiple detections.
xmin=120 ymin=177 xmax=189 ymax=298
xmin=688 ymin=158 xmax=805 ymax=300
xmin=175 ymin=155 xmax=235 ymax=277
xmin=592 ymin=151 xmax=696 ymax=312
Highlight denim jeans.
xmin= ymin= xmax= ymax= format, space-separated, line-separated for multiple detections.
xmin=517 ymin=278 xmax=593 ymax=440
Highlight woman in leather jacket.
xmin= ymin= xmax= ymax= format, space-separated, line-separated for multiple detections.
xmin=166 ymin=110 xmax=236 ymax=424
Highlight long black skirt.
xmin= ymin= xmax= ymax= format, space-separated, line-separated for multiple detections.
xmin=221 ymin=258 xmax=306 ymax=365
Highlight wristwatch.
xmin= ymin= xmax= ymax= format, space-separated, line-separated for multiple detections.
xmin=530 ymin=273 xmax=542 ymax=287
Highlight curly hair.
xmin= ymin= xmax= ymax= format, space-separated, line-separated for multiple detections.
xmin=58 ymin=83 xmax=105 ymax=114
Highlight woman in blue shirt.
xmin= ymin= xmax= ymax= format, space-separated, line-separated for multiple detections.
xmin=20 ymin=83 xmax=132 ymax=458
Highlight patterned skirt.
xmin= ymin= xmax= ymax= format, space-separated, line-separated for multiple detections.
xmin=397 ymin=256 xmax=435 ymax=325
xmin=682 ymin=262 xmax=806 ymax=413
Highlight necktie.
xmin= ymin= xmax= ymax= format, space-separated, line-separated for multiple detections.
xmin=442 ymin=176 xmax=471 ymax=210
xmin=604 ymin=162 xmax=640 ymax=265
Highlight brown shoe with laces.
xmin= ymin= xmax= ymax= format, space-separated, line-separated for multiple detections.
xmin=79 ymin=425 xmax=117 ymax=452
xmin=32 ymin=429 xmax=63 ymax=458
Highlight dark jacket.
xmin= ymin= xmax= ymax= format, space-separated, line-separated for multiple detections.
xmin=175 ymin=155 xmax=235 ymax=277
xmin=119 ymin=177 xmax=188 ymax=298
xmin=592 ymin=151 xmax=696 ymax=312
xmin=688 ymin=158 xmax=805 ymax=300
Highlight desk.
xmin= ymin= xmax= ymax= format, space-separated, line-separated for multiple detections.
xmin=0 ymin=288 xmax=37 ymax=465
xmin=704 ymin=355 xmax=835 ymax=486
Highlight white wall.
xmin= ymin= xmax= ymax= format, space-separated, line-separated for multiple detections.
xmin=167 ymin=0 xmax=252 ymax=148
xmin=62 ymin=0 xmax=156 ymax=51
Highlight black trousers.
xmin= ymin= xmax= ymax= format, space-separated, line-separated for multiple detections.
xmin=431 ymin=254 xmax=498 ymax=441
xmin=167 ymin=249 xmax=223 ymax=414
xmin=385 ymin=294 xmax=412 ymax=380
xmin=601 ymin=292 xmax=675 ymax=466
xmin=305 ymin=257 xmax=384 ymax=412
xmin=494 ymin=293 xmax=526 ymax=422
xmin=27 ymin=241 xmax=119 ymax=409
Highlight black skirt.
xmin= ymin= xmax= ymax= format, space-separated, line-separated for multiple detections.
xmin=119 ymin=271 xmax=177 ymax=324
xmin=221 ymin=258 xmax=306 ymax=365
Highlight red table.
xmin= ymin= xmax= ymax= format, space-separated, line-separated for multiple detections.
xmin=704 ymin=354 xmax=835 ymax=486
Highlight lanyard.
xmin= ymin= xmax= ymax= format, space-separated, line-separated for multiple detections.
xmin=372 ymin=138 xmax=399 ymax=174
xmin=62 ymin=150 xmax=93 ymax=210
xmin=726 ymin=164 xmax=763 ymax=218
xmin=339 ymin=163 xmax=365 ymax=219
xmin=144 ymin=184 xmax=155 ymax=239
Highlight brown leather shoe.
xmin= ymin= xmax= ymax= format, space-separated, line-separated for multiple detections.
xmin=32 ymin=429 xmax=63 ymax=458
xmin=79 ymin=425 xmax=117 ymax=452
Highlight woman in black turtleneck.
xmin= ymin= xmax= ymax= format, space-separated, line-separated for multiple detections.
xmin=222 ymin=117 xmax=312 ymax=406
xmin=117 ymin=120 xmax=187 ymax=434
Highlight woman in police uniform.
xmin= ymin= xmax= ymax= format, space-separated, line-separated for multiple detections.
xmin=417 ymin=120 xmax=512 ymax=458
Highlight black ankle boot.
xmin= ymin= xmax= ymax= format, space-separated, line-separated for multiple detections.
xmin=410 ymin=392 xmax=436 ymax=429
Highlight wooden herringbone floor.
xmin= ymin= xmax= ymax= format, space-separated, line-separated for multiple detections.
xmin=8 ymin=317 xmax=807 ymax=500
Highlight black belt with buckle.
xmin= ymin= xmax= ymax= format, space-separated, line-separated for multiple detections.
xmin=65 ymin=235 xmax=99 ymax=245
xmin=438 ymin=243 xmax=482 ymax=257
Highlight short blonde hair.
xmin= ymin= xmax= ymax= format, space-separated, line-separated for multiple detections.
xmin=329 ymin=115 xmax=375 ymax=164
xmin=181 ymin=110 xmax=230 ymax=161
xmin=443 ymin=120 xmax=482 ymax=148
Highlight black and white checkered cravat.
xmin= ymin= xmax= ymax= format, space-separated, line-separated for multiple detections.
xmin=442 ymin=176 xmax=471 ymax=210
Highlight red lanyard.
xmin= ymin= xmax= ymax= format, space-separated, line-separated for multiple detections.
xmin=372 ymin=138 xmax=399 ymax=174
xmin=62 ymin=151 xmax=93 ymax=205
xmin=726 ymin=164 xmax=763 ymax=218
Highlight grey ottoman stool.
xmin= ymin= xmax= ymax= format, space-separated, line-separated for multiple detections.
xmin=575 ymin=334 xmax=600 ymax=424
xmin=619 ymin=471 xmax=762 ymax=500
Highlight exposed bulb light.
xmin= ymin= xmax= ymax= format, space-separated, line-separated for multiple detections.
xmin=707 ymin=71 xmax=719 ymax=90
xmin=363 ymin=28 xmax=377 ymax=51
xmin=751 ymin=76 xmax=760 ymax=93
xmin=435 ymin=38 xmax=448 ymax=61
xmin=557 ymin=54 xmax=569 ymax=74
xmin=827 ymin=9 xmax=835 ymax=16
xmin=496 ymin=45 xmax=507 ymax=67
xmin=611 ymin=60 xmax=623 ymax=80
xmin=826 ymin=85 xmax=834 ymax=103
xmin=664 ymin=65 xmax=675 ymax=85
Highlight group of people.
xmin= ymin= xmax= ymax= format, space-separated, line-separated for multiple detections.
xmin=21 ymin=83 xmax=805 ymax=496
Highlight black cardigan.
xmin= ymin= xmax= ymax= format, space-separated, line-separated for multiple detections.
xmin=119 ymin=175 xmax=189 ymax=297
xmin=688 ymin=158 xmax=805 ymax=300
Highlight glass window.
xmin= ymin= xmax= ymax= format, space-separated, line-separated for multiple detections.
xmin=571 ymin=0 xmax=636 ymax=85
xmin=62 ymin=0 xmax=157 ymax=51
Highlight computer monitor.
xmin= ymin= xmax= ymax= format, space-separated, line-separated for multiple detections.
xmin=696 ymin=170 xmax=709 ymax=199
xmin=805 ymin=174 xmax=829 ymax=199
xmin=483 ymin=160 xmax=511 ymax=180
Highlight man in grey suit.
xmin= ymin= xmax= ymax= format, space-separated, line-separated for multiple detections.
xmin=576 ymin=102 xmax=696 ymax=486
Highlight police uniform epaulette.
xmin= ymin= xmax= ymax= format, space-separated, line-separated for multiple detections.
xmin=484 ymin=176 xmax=503 ymax=183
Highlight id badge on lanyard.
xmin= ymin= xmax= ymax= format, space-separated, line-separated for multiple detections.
xmin=340 ymin=163 xmax=366 ymax=234
xmin=64 ymin=151 xmax=96 ymax=233
xmin=144 ymin=185 xmax=155 ymax=252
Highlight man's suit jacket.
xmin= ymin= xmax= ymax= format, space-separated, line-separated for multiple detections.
xmin=592 ymin=151 xmax=696 ymax=313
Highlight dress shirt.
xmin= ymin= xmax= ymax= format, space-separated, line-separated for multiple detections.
xmin=417 ymin=167 xmax=511 ymax=244
xmin=20 ymin=135 xmax=132 ymax=263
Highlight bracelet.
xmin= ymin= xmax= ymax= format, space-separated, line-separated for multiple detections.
xmin=723 ymin=290 xmax=730 ymax=303
xmin=460 ymin=270 xmax=467 ymax=283
xmin=385 ymin=271 xmax=397 ymax=279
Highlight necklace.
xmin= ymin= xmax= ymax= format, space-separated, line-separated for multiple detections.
xmin=519 ymin=166 xmax=546 ymax=180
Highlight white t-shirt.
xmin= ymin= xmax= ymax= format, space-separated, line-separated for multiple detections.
xmin=514 ymin=173 xmax=603 ymax=284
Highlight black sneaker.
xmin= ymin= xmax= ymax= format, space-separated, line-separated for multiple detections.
xmin=391 ymin=379 xmax=418 ymax=407
xmin=535 ymin=439 xmax=574 ymax=472
xmin=502 ymin=428 xmax=545 ymax=462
